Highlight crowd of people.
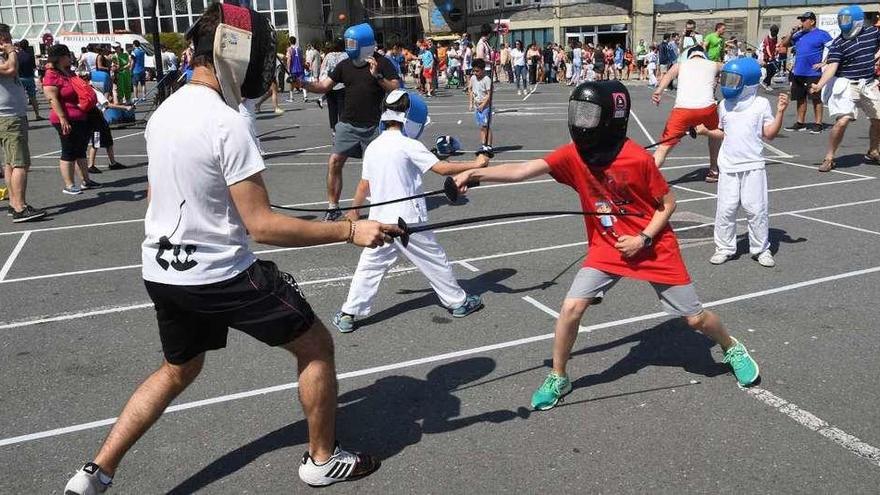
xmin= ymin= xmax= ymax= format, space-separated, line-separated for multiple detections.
xmin=0 ymin=2 xmax=873 ymax=492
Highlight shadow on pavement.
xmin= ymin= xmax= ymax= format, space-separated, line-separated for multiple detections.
xmin=166 ymin=357 xmax=527 ymax=494
xmin=355 ymin=268 xmax=550 ymax=329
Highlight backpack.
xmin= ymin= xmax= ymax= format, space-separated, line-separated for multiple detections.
xmin=66 ymin=71 xmax=98 ymax=112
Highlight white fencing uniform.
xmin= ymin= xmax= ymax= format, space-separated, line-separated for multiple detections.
xmin=340 ymin=129 xmax=467 ymax=316
xmin=714 ymin=89 xmax=773 ymax=256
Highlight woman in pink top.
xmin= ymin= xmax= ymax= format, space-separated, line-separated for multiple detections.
xmin=42 ymin=44 xmax=98 ymax=195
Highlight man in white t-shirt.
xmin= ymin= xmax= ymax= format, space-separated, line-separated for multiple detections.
xmin=696 ymin=60 xmax=789 ymax=268
xmin=333 ymin=90 xmax=488 ymax=333
xmin=651 ymin=46 xmax=723 ymax=181
xmin=63 ymin=6 xmax=399 ymax=492
xmin=680 ymin=19 xmax=704 ymax=56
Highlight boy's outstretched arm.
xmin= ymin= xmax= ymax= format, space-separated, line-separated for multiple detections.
xmin=695 ymin=123 xmax=724 ymax=140
xmin=431 ymin=153 xmax=489 ymax=176
xmin=453 ymin=158 xmax=551 ymax=191
xmin=763 ymin=93 xmax=789 ymax=141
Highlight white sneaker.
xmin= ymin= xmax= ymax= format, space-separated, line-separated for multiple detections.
xmin=64 ymin=463 xmax=112 ymax=494
xmin=754 ymin=250 xmax=775 ymax=267
xmin=298 ymin=444 xmax=380 ymax=487
xmin=709 ymin=251 xmax=731 ymax=265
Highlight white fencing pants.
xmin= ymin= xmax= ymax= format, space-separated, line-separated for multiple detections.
xmin=714 ymin=168 xmax=770 ymax=256
xmin=341 ymin=230 xmax=467 ymax=316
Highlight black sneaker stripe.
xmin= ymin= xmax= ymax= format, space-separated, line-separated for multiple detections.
xmin=326 ymin=461 xmax=341 ymax=478
xmin=338 ymin=462 xmax=354 ymax=479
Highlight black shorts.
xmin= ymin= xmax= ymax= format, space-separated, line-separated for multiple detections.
xmin=87 ymin=109 xmax=113 ymax=149
xmin=144 ymin=260 xmax=316 ymax=365
xmin=53 ymin=120 xmax=90 ymax=161
xmin=790 ymin=75 xmax=821 ymax=102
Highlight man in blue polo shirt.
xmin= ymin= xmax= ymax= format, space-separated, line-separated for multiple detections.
xmin=780 ymin=11 xmax=832 ymax=134
xmin=131 ymin=40 xmax=146 ymax=101
xmin=810 ymin=5 xmax=880 ymax=171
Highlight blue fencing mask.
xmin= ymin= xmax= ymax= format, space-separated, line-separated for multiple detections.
xmin=344 ymin=23 xmax=376 ymax=67
xmin=380 ymin=90 xmax=430 ymax=139
xmin=838 ymin=5 xmax=865 ymax=40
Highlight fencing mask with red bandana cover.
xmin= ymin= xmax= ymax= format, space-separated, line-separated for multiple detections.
xmin=189 ymin=3 xmax=276 ymax=109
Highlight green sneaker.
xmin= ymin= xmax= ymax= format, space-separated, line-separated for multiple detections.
xmin=530 ymin=372 xmax=572 ymax=410
xmin=722 ymin=338 xmax=760 ymax=386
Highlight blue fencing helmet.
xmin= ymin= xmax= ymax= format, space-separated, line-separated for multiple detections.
xmin=381 ymin=89 xmax=430 ymax=139
xmin=344 ymin=23 xmax=376 ymax=66
xmin=720 ymin=57 xmax=762 ymax=100
xmin=838 ymin=5 xmax=865 ymax=40
xmin=434 ymin=135 xmax=461 ymax=155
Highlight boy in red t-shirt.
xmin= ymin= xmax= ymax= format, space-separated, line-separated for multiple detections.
xmin=454 ymin=81 xmax=760 ymax=410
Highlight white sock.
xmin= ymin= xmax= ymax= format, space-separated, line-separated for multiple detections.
xmin=328 ymin=203 xmax=338 ymax=210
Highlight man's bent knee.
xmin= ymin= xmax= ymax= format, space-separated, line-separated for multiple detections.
xmin=161 ymin=354 xmax=204 ymax=387
xmin=284 ymin=320 xmax=335 ymax=361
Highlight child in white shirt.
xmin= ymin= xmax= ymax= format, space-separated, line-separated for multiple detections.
xmin=333 ymin=90 xmax=489 ymax=333
xmin=696 ymin=64 xmax=789 ymax=267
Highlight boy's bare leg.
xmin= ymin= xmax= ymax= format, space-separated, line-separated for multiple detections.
xmin=551 ymin=298 xmax=591 ymax=376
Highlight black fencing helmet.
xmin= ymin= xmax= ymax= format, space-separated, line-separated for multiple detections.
xmin=568 ymin=80 xmax=630 ymax=167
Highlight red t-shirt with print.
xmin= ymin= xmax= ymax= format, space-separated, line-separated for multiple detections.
xmin=544 ymin=139 xmax=691 ymax=285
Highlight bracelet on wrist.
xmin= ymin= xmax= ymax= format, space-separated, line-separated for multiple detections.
xmin=345 ymin=219 xmax=356 ymax=244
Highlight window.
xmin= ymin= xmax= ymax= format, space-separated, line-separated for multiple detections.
xmin=94 ymin=2 xmax=108 ymax=19
xmin=112 ymin=19 xmax=124 ymax=30
xmin=654 ymin=0 xmax=746 ymax=11
xmin=31 ymin=6 xmax=46 ymax=22
xmin=256 ymin=0 xmax=269 ymax=11
xmin=175 ymin=15 xmax=188 ymax=31
xmin=0 ymin=0 xmax=10 ymax=6
xmin=78 ymin=4 xmax=92 ymax=20
xmin=190 ymin=0 xmax=203 ymax=14
xmin=79 ymin=20 xmax=94 ymax=31
xmin=273 ymin=10 xmax=286 ymax=28
xmin=761 ymin=16 xmax=780 ymax=30
xmin=14 ymin=6 xmax=27 ymax=22
xmin=47 ymin=4 xmax=60 ymax=20
xmin=45 ymin=22 xmax=59 ymax=33
xmin=273 ymin=0 xmax=284 ymax=8
xmin=110 ymin=2 xmax=123 ymax=18
xmin=96 ymin=19 xmax=109 ymax=32
xmin=160 ymin=16 xmax=172 ymax=32
xmin=11 ymin=24 xmax=26 ymax=37
xmin=127 ymin=17 xmax=141 ymax=32
xmin=158 ymin=0 xmax=171 ymax=16
xmin=32 ymin=0 xmax=45 ymax=5
xmin=62 ymin=4 xmax=75 ymax=19
xmin=144 ymin=17 xmax=155 ymax=33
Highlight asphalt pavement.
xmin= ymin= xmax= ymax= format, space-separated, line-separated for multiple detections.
xmin=1 ymin=78 xmax=879 ymax=494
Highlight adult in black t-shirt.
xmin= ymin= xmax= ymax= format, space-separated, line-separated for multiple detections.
xmin=16 ymin=39 xmax=42 ymax=120
xmin=541 ymin=44 xmax=554 ymax=83
xmin=304 ymin=53 xmax=399 ymax=220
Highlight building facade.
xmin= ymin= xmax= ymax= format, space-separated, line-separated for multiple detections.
xmin=0 ymin=0 xmax=330 ymax=50
xmin=422 ymin=0 xmax=875 ymax=50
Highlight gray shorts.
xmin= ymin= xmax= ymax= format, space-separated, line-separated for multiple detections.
xmin=566 ymin=267 xmax=703 ymax=317
xmin=332 ymin=121 xmax=378 ymax=159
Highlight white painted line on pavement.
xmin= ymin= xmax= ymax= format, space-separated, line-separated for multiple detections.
xmin=458 ymin=261 xmax=480 ymax=272
xmin=762 ymin=141 xmax=794 ymax=159
xmin=672 ymin=185 xmax=716 ymax=197
xmin=746 ymin=387 xmax=880 ymax=467
xmin=0 ymin=218 xmax=144 ymax=237
xmin=31 ymin=131 xmax=145 ymax=158
xmin=4 ymin=263 xmax=879 ymax=448
xmin=0 ymin=232 xmax=30 ymax=281
xmin=4 ymin=195 xmax=880 ymax=286
xmin=521 ymin=296 xmax=595 ymax=332
xmin=629 ymin=109 xmax=655 ymax=142
xmin=523 ymin=85 xmax=538 ymax=101
xmin=787 ymin=213 xmax=880 ymax=237
xmin=768 ymin=158 xmax=875 ymax=179
xmin=0 ymin=302 xmax=154 ymax=330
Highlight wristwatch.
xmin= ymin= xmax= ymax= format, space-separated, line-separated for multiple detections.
xmin=639 ymin=232 xmax=653 ymax=247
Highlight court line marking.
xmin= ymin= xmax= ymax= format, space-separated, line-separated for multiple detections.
xmin=2 ymin=263 xmax=879 ymax=448
xmin=672 ymin=185 xmax=716 ymax=197
xmin=522 ymin=85 xmax=539 ymax=101
xmin=767 ymin=158 xmax=875 ymax=180
xmin=458 ymin=261 xmax=480 ymax=272
xmin=3 ymin=194 xmax=879 ymax=287
xmin=746 ymin=387 xmax=880 ymax=467
xmin=31 ymin=130 xmax=145 ymax=158
xmin=0 ymin=232 xmax=30 ymax=281
xmin=629 ymin=109 xmax=655 ymax=143
xmin=5 ymin=195 xmax=880 ymax=328
xmin=787 ymin=213 xmax=880 ymax=237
